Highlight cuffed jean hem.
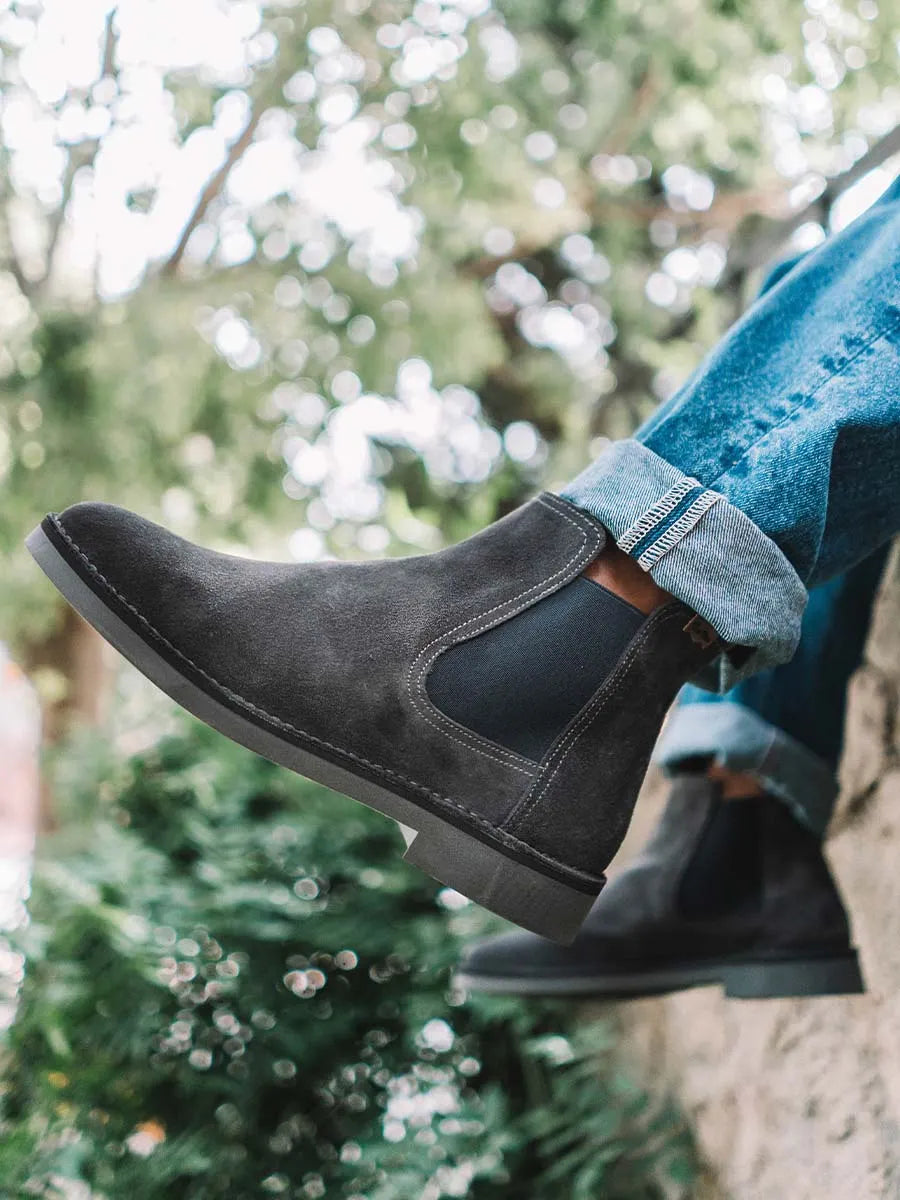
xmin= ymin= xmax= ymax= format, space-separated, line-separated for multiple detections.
xmin=560 ymin=439 xmax=808 ymax=691
xmin=653 ymin=700 xmax=837 ymax=836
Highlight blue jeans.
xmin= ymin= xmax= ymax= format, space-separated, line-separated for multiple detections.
xmin=563 ymin=173 xmax=900 ymax=691
xmin=655 ymin=547 xmax=889 ymax=834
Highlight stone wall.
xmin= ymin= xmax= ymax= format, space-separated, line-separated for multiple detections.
xmin=599 ymin=544 xmax=900 ymax=1199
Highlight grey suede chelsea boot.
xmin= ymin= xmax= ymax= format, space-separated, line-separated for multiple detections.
xmin=27 ymin=493 xmax=719 ymax=943
xmin=455 ymin=775 xmax=864 ymax=997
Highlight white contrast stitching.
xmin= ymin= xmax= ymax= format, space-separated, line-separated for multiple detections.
xmin=617 ymin=477 xmax=700 ymax=553
xmin=635 ymin=491 xmax=723 ymax=570
xmin=406 ymin=494 xmax=605 ymax=773
xmin=408 ymin=497 xmax=600 ymax=772
xmin=508 ymin=614 xmax=665 ymax=828
xmin=47 ymin=511 xmax=608 ymax=887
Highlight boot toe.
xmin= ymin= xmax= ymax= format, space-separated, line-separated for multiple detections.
xmin=50 ymin=501 xmax=168 ymax=591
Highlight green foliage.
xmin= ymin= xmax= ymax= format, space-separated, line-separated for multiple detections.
xmin=3 ymin=0 xmax=898 ymax=654
xmin=1 ymin=708 xmax=698 ymax=1199
xmin=1 ymin=4 xmax=897 ymax=1193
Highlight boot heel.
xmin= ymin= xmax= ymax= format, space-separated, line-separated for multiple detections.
xmin=722 ymin=952 xmax=864 ymax=999
xmin=402 ymin=822 xmax=602 ymax=945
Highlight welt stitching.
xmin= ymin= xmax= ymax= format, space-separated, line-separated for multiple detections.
xmin=709 ymin=313 xmax=900 ymax=490
xmin=405 ymin=496 xmax=604 ymax=771
xmin=48 ymin=514 xmax=606 ymax=887
xmin=508 ymin=605 xmax=686 ymax=831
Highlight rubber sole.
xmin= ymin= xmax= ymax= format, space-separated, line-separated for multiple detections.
xmin=455 ymin=949 xmax=865 ymax=1000
xmin=27 ymin=522 xmax=602 ymax=944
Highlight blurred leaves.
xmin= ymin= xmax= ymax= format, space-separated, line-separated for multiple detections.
xmin=1 ymin=4 xmax=898 ymax=1187
xmin=1 ymin=709 xmax=699 ymax=1197
xmin=1 ymin=0 xmax=899 ymax=658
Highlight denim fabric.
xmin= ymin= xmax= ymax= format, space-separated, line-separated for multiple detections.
xmin=565 ymin=440 xmax=806 ymax=677
xmin=655 ymin=546 xmax=890 ymax=833
xmin=563 ymin=173 xmax=900 ymax=688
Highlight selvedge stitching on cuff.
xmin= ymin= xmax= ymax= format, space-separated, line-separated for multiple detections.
xmin=635 ymin=489 xmax=723 ymax=570
xmin=617 ymin=478 xmax=723 ymax=570
xmin=617 ymin=477 xmax=699 ymax=552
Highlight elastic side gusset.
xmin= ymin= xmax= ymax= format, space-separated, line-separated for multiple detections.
xmin=426 ymin=576 xmax=645 ymax=762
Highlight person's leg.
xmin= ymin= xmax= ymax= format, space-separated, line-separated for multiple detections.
xmin=28 ymin=179 xmax=900 ymax=943
xmin=453 ymin=195 xmax=900 ymax=950
xmin=563 ymin=174 xmax=900 ymax=690
xmin=656 ymin=546 xmax=891 ymax=834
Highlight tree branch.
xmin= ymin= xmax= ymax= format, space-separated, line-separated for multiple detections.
xmin=38 ymin=144 xmax=94 ymax=294
xmin=822 ymin=122 xmax=900 ymax=202
xmin=457 ymin=186 xmax=779 ymax=281
xmin=33 ymin=10 xmax=117 ymax=296
xmin=161 ymin=104 xmax=265 ymax=278
xmin=463 ymin=124 xmax=900 ymax=292
xmin=588 ymin=186 xmax=779 ymax=230
xmin=4 ymin=244 xmax=33 ymax=299
xmin=100 ymin=7 xmax=118 ymax=78
xmin=0 ymin=163 xmax=35 ymax=298
xmin=603 ymin=63 xmax=659 ymax=158
xmin=719 ymin=123 xmax=900 ymax=286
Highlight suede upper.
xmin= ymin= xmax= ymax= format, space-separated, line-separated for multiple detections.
xmin=45 ymin=492 xmax=717 ymax=888
xmin=503 ymin=604 xmax=717 ymax=874
xmin=583 ymin=777 xmax=853 ymax=956
xmin=460 ymin=776 xmax=855 ymax=980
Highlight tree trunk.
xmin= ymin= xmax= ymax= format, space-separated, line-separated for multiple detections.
xmin=20 ymin=605 xmax=113 ymax=830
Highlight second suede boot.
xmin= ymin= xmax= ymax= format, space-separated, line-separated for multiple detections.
xmin=27 ymin=492 xmax=720 ymax=942
xmin=456 ymin=776 xmax=864 ymax=996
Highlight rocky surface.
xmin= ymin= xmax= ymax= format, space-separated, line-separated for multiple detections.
xmin=599 ymin=544 xmax=900 ymax=1199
